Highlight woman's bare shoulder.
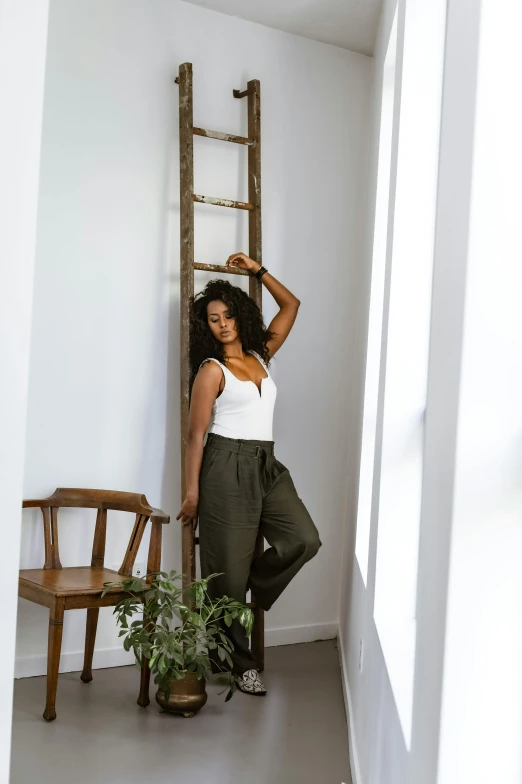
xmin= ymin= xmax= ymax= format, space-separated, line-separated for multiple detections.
xmin=195 ymin=358 xmax=224 ymax=387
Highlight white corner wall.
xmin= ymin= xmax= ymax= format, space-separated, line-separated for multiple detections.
xmin=16 ymin=0 xmax=371 ymax=679
xmin=0 ymin=0 xmax=50 ymax=778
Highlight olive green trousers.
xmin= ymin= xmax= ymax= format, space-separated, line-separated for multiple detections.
xmin=198 ymin=432 xmax=322 ymax=675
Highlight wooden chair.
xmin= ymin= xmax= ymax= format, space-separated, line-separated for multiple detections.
xmin=18 ymin=488 xmax=170 ymax=721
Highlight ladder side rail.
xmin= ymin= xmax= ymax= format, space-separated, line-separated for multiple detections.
xmin=246 ymin=79 xmax=265 ymax=671
xmin=178 ymin=62 xmax=196 ymax=599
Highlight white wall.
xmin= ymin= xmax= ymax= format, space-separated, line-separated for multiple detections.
xmin=16 ymin=0 xmax=371 ymax=678
xmin=340 ymin=1 xmax=522 ymax=783
xmin=438 ymin=0 xmax=522 ymax=780
xmin=338 ymin=2 xmax=411 ymax=781
xmin=0 ymin=0 xmax=49 ymax=777
xmin=338 ymin=0 xmax=450 ymax=781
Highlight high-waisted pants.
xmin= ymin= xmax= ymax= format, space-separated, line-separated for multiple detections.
xmin=198 ymin=432 xmax=322 ymax=675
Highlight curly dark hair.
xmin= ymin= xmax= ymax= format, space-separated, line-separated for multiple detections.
xmin=189 ymin=278 xmax=275 ymax=393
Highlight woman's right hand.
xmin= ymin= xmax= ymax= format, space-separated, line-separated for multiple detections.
xmin=176 ymin=494 xmax=199 ymax=532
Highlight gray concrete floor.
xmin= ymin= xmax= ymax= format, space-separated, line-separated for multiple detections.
xmin=11 ymin=639 xmax=352 ymax=784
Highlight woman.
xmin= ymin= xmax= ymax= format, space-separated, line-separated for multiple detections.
xmin=176 ymin=252 xmax=322 ymax=696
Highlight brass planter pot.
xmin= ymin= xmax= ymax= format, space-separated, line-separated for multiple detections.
xmin=155 ymin=672 xmax=208 ymax=717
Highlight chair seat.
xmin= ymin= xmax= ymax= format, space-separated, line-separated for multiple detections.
xmin=19 ymin=566 xmax=128 ymax=597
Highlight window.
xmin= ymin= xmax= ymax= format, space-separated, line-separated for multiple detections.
xmin=373 ymin=0 xmax=447 ymax=747
xmin=355 ymin=8 xmax=398 ymax=584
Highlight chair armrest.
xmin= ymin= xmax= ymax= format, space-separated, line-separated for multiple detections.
xmin=22 ymin=490 xmax=170 ymax=523
xmin=23 ymin=498 xmax=54 ymax=508
xmin=149 ymin=507 xmax=170 ymax=525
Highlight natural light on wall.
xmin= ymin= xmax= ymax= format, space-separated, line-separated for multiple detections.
xmin=373 ymin=0 xmax=447 ymax=748
xmin=438 ymin=0 xmax=522 ymax=780
xmin=354 ymin=9 xmax=398 ymax=585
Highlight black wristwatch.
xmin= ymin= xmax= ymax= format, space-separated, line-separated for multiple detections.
xmin=254 ymin=265 xmax=268 ymax=280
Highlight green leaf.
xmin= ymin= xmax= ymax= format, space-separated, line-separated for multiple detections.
xmin=223 ymin=613 xmax=232 ymax=627
xmin=219 ymin=632 xmax=230 ymax=645
xmin=223 ymin=649 xmax=233 ymax=668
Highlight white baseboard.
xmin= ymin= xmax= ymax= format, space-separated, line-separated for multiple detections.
xmin=15 ymin=646 xmax=135 ymax=679
xmin=338 ymin=630 xmax=362 ymax=784
xmin=265 ymin=620 xmax=337 ymax=647
xmin=15 ymin=621 xmax=337 ymax=679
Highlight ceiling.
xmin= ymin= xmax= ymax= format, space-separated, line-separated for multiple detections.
xmin=181 ymin=0 xmax=383 ymax=57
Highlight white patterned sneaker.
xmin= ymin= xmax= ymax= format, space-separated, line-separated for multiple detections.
xmin=234 ymin=668 xmax=267 ymax=696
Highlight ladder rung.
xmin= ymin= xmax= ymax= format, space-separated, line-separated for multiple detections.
xmin=193 ymin=127 xmax=252 ymax=146
xmin=193 ymin=194 xmax=254 ymax=211
xmin=194 ymin=262 xmax=249 ymax=277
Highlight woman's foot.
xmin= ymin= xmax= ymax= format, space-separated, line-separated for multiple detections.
xmin=234 ymin=668 xmax=267 ymax=695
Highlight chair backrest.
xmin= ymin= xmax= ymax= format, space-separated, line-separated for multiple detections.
xmin=23 ymin=488 xmax=170 ymax=575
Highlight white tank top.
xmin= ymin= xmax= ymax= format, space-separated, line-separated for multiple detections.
xmin=199 ymin=350 xmax=277 ymax=440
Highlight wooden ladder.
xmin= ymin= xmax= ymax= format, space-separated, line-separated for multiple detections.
xmin=175 ymin=62 xmax=265 ymax=671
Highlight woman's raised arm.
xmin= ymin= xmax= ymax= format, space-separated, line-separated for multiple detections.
xmin=225 ymin=252 xmax=300 ymax=359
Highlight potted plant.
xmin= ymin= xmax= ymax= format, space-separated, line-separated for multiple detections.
xmin=102 ymin=569 xmax=254 ymax=716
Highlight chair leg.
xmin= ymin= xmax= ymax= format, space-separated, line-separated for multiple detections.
xmin=80 ymin=608 xmax=99 ymax=683
xmin=43 ymin=599 xmax=64 ymax=722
